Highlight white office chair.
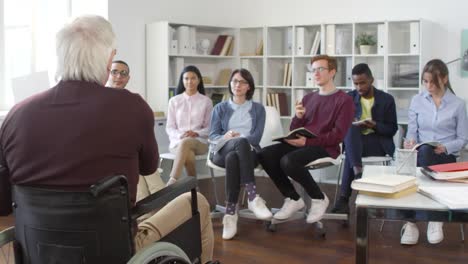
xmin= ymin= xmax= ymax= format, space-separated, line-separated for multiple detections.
xmin=159 ymin=152 xmax=208 ymax=183
xmin=207 ymin=106 xmax=284 ymax=219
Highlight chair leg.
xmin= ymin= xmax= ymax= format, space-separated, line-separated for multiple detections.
xmin=379 ymin=220 xmax=385 ymax=232
xmin=333 ymin=161 xmax=344 ymax=205
xmin=460 ymin=224 xmax=465 ymax=242
xmin=209 ymin=168 xmax=220 ymax=206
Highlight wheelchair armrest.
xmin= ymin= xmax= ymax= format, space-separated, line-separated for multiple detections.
xmin=131 ymin=177 xmax=197 ymax=221
xmin=89 ymin=175 xmax=128 ymax=197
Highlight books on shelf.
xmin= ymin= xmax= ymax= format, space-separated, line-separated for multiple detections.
xmin=215 ymin=69 xmax=232 ymax=86
xmin=419 ymin=186 xmax=468 ymax=209
xmin=359 ymin=184 xmax=418 ymax=199
xmin=272 ymin=127 xmax=316 ymax=143
xmin=219 ymin=35 xmax=234 ymax=56
xmin=351 ymin=174 xmax=417 ymax=193
xmin=210 ymin=93 xmax=225 ymax=106
xmin=210 ymin=35 xmax=228 ymax=55
xmin=266 ymin=92 xmax=289 ymax=116
xmin=309 ymin=31 xmax=321 ymax=55
xmin=255 ymin=39 xmax=264 ymax=55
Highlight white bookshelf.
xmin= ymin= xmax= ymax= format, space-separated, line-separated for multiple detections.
xmin=146 ymin=19 xmax=429 ymax=124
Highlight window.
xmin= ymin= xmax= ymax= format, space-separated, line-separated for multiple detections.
xmin=0 ymin=0 xmax=107 ymax=110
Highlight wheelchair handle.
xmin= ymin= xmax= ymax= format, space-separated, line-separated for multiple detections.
xmin=90 ymin=175 xmax=128 ymax=197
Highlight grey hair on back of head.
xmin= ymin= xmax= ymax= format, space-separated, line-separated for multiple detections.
xmin=55 ymin=15 xmax=116 ymax=84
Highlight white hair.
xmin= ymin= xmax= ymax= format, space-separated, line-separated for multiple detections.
xmin=55 ymin=15 xmax=116 ymax=84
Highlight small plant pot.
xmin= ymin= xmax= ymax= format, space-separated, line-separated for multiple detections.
xmin=360 ymin=45 xmax=373 ymax=55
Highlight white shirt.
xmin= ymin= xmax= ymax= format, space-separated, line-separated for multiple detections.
xmin=166 ymin=92 xmax=213 ymax=149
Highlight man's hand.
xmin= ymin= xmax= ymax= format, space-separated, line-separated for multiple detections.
xmin=403 ymin=139 xmax=416 ymax=149
xmin=362 ymin=119 xmax=376 ymax=129
xmin=434 ymin=144 xmax=447 ymax=155
xmin=285 ymin=135 xmax=306 ymax=147
xmin=223 ymin=130 xmax=240 ymax=139
xmin=295 ymin=101 xmax=306 ymax=119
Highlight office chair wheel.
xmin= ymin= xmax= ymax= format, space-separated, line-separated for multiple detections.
xmin=265 ymin=221 xmax=277 ymax=232
xmin=128 ymin=242 xmax=191 ymax=264
xmin=0 ymin=227 xmax=16 ymax=264
xmin=313 ymin=221 xmax=326 ymax=239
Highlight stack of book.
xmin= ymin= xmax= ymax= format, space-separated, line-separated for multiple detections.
xmin=351 ymin=174 xmax=418 ymax=198
xmin=420 ymin=161 xmax=468 ymax=183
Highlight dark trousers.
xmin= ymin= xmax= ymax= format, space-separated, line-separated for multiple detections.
xmin=211 ymin=137 xmax=258 ymax=204
xmin=417 ymin=144 xmax=456 ymax=167
xmin=257 ymin=142 xmax=329 ymax=200
xmin=341 ymin=126 xmax=387 ymax=198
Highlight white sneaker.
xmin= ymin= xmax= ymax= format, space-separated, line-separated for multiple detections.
xmin=248 ymin=195 xmax=273 ymax=220
xmin=306 ymin=193 xmax=329 ymax=224
xmin=222 ymin=214 xmax=238 ymax=240
xmin=400 ymin=222 xmax=419 ymax=245
xmin=273 ymin=197 xmax=305 ymax=220
xmin=427 ymin=222 xmax=444 ymax=244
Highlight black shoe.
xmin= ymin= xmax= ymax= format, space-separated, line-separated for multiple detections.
xmin=331 ymin=197 xmax=349 ymax=214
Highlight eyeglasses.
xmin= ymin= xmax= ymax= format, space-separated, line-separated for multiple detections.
xmin=310 ymin=67 xmax=329 ymax=74
xmin=231 ymin=79 xmax=248 ymax=86
xmin=110 ymin=69 xmax=129 ymax=77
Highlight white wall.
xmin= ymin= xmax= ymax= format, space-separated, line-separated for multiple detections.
xmin=110 ymin=0 xmax=468 ymax=101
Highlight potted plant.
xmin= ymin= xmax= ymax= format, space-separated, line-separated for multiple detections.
xmin=355 ymin=33 xmax=376 ymax=55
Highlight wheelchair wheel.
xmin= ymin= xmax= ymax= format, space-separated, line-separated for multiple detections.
xmin=0 ymin=227 xmax=16 ymax=264
xmin=128 ymin=241 xmax=191 ymax=264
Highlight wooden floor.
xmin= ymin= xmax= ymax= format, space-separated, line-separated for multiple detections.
xmin=1 ymin=177 xmax=468 ymax=264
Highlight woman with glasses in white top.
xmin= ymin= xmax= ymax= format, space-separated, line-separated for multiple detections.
xmin=165 ymin=65 xmax=213 ymax=185
xmin=401 ymin=59 xmax=468 ymax=245
xmin=209 ymin=68 xmax=272 ymax=240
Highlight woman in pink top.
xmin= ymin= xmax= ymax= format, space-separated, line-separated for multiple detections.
xmin=166 ymin=65 xmax=213 ymax=185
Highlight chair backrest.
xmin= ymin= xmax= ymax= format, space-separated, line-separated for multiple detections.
xmin=259 ymin=106 xmax=284 ymax=148
xmin=13 ymin=175 xmax=134 ymax=264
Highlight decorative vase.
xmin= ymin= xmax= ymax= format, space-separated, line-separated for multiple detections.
xmin=360 ymin=45 xmax=372 ymax=55
xmin=200 ymin=39 xmax=210 ymax=55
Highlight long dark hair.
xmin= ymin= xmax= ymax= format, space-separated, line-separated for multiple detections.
xmin=175 ymin=65 xmax=205 ymax=95
xmin=421 ymin=59 xmax=455 ymax=94
xmin=228 ymin=68 xmax=255 ymax=100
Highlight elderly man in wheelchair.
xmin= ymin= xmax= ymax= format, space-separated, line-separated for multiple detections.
xmin=0 ymin=14 xmax=218 ymax=264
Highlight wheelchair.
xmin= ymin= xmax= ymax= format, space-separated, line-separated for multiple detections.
xmin=0 ymin=174 xmax=202 ymax=264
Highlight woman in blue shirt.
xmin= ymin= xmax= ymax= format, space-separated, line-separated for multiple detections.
xmin=209 ymin=68 xmax=272 ymax=240
xmin=401 ymin=59 xmax=468 ymax=245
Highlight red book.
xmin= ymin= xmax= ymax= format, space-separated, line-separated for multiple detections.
xmin=210 ymin=35 xmax=227 ymax=55
xmin=277 ymin=92 xmax=289 ymax=116
xmin=428 ymin=161 xmax=468 ymax=173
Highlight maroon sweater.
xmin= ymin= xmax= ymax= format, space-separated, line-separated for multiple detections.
xmin=0 ymin=80 xmax=158 ymax=204
xmin=290 ymin=90 xmax=355 ymax=158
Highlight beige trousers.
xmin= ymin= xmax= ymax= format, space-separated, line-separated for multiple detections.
xmin=169 ymin=138 xmax=208 ymax=179
xmin=134 ymin=192 xmax=214 ymax=263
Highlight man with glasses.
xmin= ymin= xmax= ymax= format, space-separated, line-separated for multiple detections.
xmin=258 ymin=55 xmax=354 ymax=224
xmin=106 ymin=60 xmax=130 ymax=89
xmin=331 ymin=63 xmax=397 ymax=214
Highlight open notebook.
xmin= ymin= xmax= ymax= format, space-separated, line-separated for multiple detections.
xmin=418 ymin=186 xmax=468 ymax=210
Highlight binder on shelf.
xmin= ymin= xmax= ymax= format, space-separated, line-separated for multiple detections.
xmin=211 ymin=35 xmax=228 ymax=55
xmin=189 ymin=27 xmax=197 ymax=54
xmin=409 ymin=22 xmax=419 ymax=54
xmin=377 ymin=24 xmax=385 ymax=55
xmin=306 ymin=72 xmax=314 ymax=87
xmin=335 ymin=27 xmax=352 ymax=54
xmin=296 ymin=27 xmax=305 ymax=55
xmin=176 ymin=26 xmax=191 ymax=55
xmin=325 ymin=24 xmax=336 ymax=55
xmin=170 ymin=40 xmax=178 ymax=54
xmin=285 ymin=27 xmax=293 ymax=55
